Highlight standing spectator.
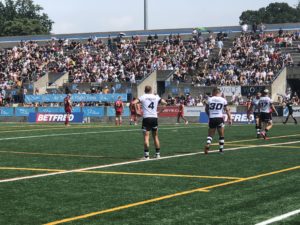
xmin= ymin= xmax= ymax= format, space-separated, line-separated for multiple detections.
xmin=217 ymin=39 xmax=224 ymax=56
xmin=110 ymin=85 xmax=115 ymax=94
xmin=252 ymin=23 xmax=257 ymax=33
xmin=241 ymin=23 xmax=248 ymax=33
xmin=259 ymin=23 xmax=266 ymax=33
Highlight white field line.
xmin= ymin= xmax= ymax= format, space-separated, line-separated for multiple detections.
xmin=0 ymin=123 xmax=255 ymax=135
xmin=0 ymin=139 xmax=300 ymax=184
xmin=255 ymin=209 xmax=300 ymax=225
xmin=0 ymin=126 xmax=199 ymax=141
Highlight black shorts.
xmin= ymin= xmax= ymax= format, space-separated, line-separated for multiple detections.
xmin=142 ymin=118 xmax=158 ymax=132
xmin=254 ymin=112 xmax=260 ymax=119
xmin=260 ymin=112 xmax=272 ymax=123
xmin=209 ymin=118 xmax=225 ymax=129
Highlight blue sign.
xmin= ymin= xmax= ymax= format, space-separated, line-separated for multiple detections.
xmin=0 ymin=107 xmax=14 ymax=116
xmin=72 ymin=107 xmax=81 ymax=113
xmin=28 ymin=112 xmax=84 ymax=123
xmin=38 ymin=107 xmax=65 ymax=113
xmin=15 ymin=107 xmax=35 ymax=116
xmin=82 ymin=107 xmax=104 ymax=117
xmin=172 ymin=88 xmax=179 ymax=95
xmin=107 ymin=107 xmax=130 ymax=116
xmin=25 ymin=94 xmax=127 ymax=103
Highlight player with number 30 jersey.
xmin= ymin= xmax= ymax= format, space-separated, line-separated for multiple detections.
xmin=205 ymin=88 xmax=232 ymax=154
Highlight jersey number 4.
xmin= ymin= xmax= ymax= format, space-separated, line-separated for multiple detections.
xmin=209 ymin=103 xmax=223 ymax=110
xmin=148 ymin=102 xmax=154 ymax=110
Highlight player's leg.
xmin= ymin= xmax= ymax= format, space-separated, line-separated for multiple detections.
xmin=291 ymin=113 xmax=297 ymax=124
xmin=130 ymin=114 xmax=133 ymax=125
xmin=255 ymin=115 xmax=261 ymax=138
xmin=283 ymin=113 xmax=290 ymax=124
xmin=65 ymin=112 xmax=70 ymax=126
xmin=134 ymin=115 xmax=138 ymax=125
xmin=205 ymin=127 xmax=216 ymax=154
xmin=143 ymin=130 xmax=150 ymax=159
xmin=261 ymin=120 xmax=272 ymax=140
xmin=119 ymin=116 xmax=122 ymax=125
xmin=181 ymin=115 xmax=188 ymax=125
xmin=217 ymin=126 xmax=225 ymax=153
xmin=152 ymin=129 xmax=160 ymax=158
xmin=176 ymin=114 xmax=180 ymax=124
xmin=115 ymin=115 xmax=120 ymax=126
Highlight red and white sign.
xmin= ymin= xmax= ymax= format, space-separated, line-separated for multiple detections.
xmin=157 ymin=106 xmax=179 ymax=117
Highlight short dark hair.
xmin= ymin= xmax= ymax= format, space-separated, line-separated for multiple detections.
xmin=212 ymin=88 xmax=221 ymax=95
xmin=144 ymin=85 xmax=152 ymax=94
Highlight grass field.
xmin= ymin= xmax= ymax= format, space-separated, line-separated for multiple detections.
xmin=0 ymin=122 xmax=299 ymax=225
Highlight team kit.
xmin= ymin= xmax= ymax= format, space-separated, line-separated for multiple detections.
xmin=63 ymin=86 xmax=291 ymax=158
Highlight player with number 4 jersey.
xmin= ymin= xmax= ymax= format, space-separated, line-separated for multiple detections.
xmin=132 ymin=85 xmax=167 ymax=159
xmin=204 ymin=88 xmax=232 ymax=154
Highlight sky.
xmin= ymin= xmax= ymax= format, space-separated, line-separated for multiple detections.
xmin=33 ymin=0 xmax=299 ymax=34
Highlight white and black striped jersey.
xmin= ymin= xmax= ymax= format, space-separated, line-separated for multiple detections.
xmin=207 ymin=96 xmax=227 ymax=118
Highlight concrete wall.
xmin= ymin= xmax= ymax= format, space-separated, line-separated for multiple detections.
xmin=271 ymin=67 xmax=287 ymax=101
xmin=137 ymin=71 xmax=157 ymax=97
xmin=34 ymin=74 xmax=49 ymax=94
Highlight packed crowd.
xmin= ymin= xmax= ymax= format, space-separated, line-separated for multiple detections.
xmin=0 ymin=32 xmax=215 ymax=93
xmin=191 ymin=30 xmax=297 ymax=87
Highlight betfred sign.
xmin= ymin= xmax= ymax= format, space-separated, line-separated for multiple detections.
xmin=199 ymin=112 xmax=254 ymax=123
xmin=28 ymin=113 xmax=84 ymax=123
xmin=157 ymin=106 xmax=179 ymax=117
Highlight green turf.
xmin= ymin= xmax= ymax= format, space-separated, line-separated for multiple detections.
xmin=0 ymin=123 xmax=299 ymax=225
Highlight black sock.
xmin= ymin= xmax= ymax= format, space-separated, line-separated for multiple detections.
xmin=155 ymin=148 xmax=160 ymax=155
xmin=144 ymin=149 xmax=149 ymax=157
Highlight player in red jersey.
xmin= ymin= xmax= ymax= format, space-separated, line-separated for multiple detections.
xmin=177 ymin=100 xmax=188 ymax=124
xmin=114 ymin=96 xmax=124 ymax=126
xmin=64 ymin=94 xmax=72 ymax=126
xmin=129 ymin=97 xmax=140 ymax=125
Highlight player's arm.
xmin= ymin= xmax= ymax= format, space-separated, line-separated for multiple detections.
xmin=271 ymin=103 xmax=278 ymax=116
xmin=158 ymin=98 xmax=167 ymax=114
xmin=68 ymin=99 xmax=73 ymax=110
xmin=224 ymin=105 xmax=232 ymax=125
xmin=205 ymin=103 xmax=209 ymax=116
xmin=159 ymin=98 xmax=167 ymax=106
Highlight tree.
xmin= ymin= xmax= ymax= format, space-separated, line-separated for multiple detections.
xmin=0 ymin=0 xmax=53 ymax=36
xmin=240 ymin=2 xmax=300 ymax=25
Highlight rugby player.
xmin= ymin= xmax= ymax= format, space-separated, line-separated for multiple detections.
xmin=64 ymin=94 xmax=72 ymax=126
xmin=176 ymin=100 xmax=188 ymax=125
xmin=132 ymin=85 xmax=167 ymax=159
xmin=247 ymin=92 xmax=262 ymax=138
xmin=259 ymin=89 xmax=278 ymax=140
xmin=114 ymin=96 xmax=124 ymax=126
xmin=283 ymin=100 xmax=297 ymax=124
xmin=129 ymin=97 xmax=140 ymax=125
xmin=204 ymin=88 xmax=232 ymax=154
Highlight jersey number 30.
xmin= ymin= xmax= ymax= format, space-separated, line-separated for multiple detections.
xmin=148 ymin=102 xmax=154 ymax=110
xmin=209 ymin=103 xmax=223 ymax=110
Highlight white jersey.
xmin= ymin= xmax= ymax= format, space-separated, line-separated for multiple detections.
xmin=139 ymin=94 xmax=161 ymax=118
xmin=207 ymin=96 xmax=227 ymax=118
xmin=251 ymin=98 xmax=260 ymax=112
xmin=259 ymin=96 xmax=273 ymax=113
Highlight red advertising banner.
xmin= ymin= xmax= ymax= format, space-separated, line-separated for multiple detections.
xmin=157 ymin=106 xmax=179 ymax=117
